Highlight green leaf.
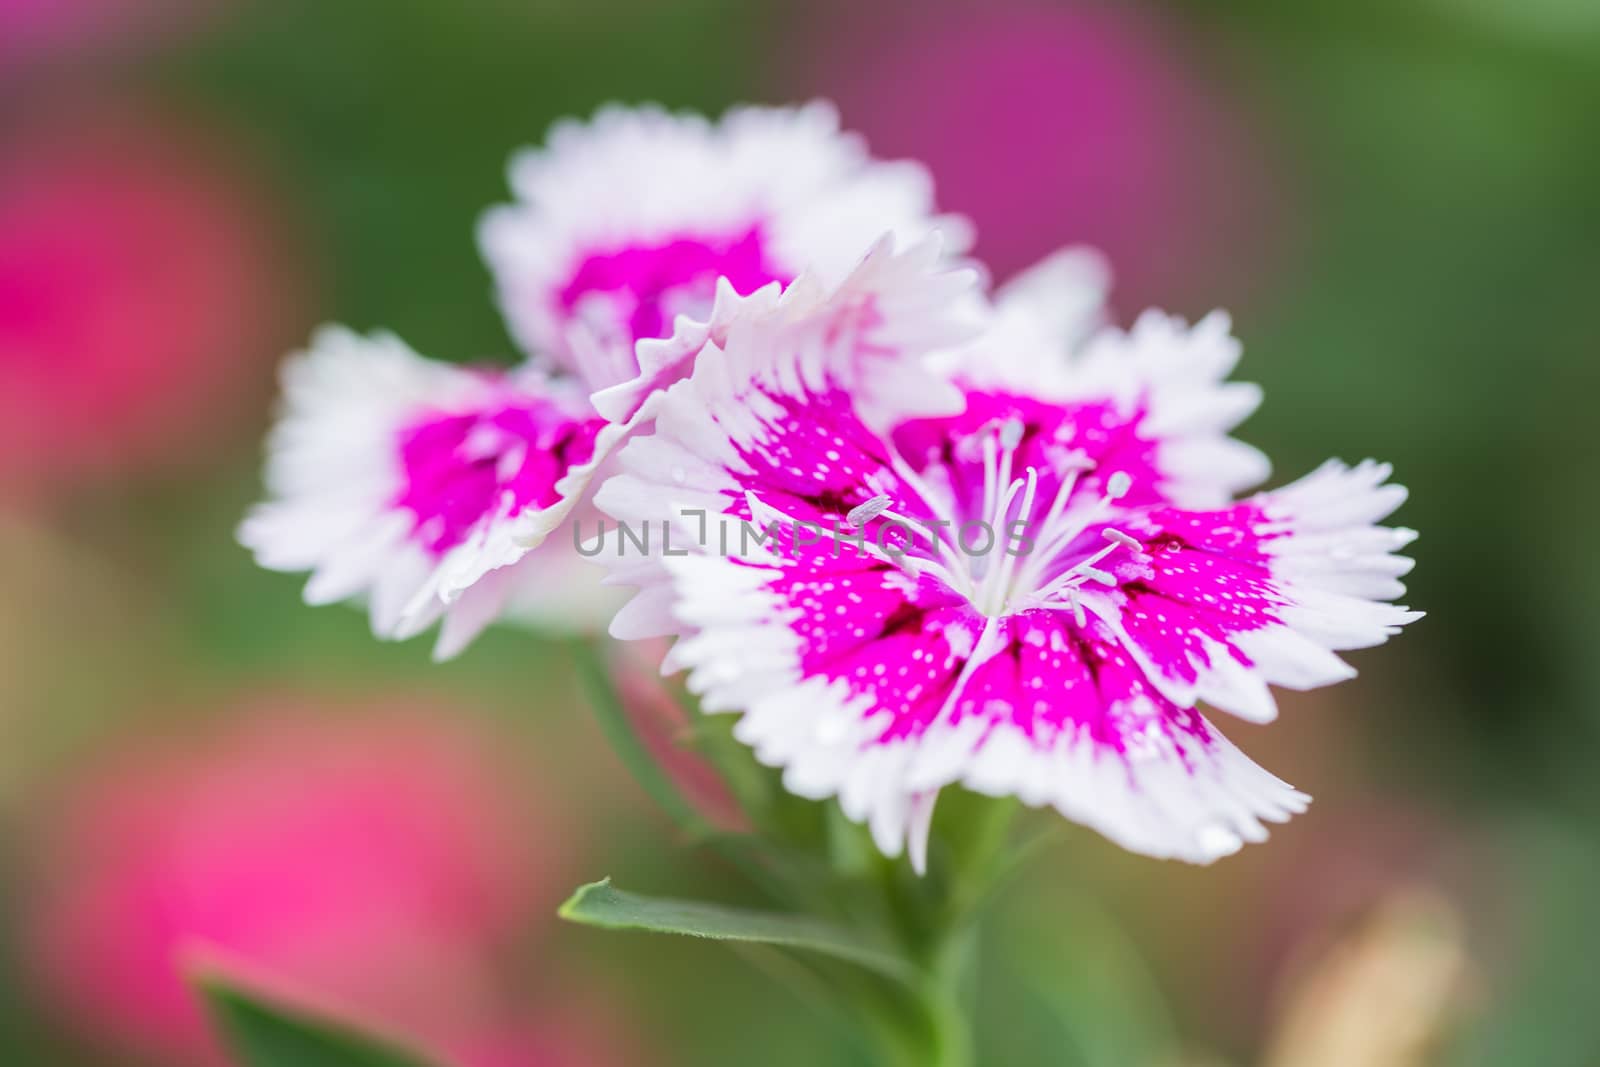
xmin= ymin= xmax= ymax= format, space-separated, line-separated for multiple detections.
xmin=199 ymin=974 xmax=443 ymax=1067
xmin=560 ymin=877 xmax=915 ymax=984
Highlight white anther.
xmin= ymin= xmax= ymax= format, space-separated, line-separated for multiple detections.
xmin=1080 ymin=566 xmax=1116 ymax=586
xmin=846 ymin=494 xmax=892 ymax=528
xmin=1103 ymin=528 xmax=1141 ymax=550
xmin=1065 ymin=589 xmax=1087 ymax=627
xmin=999 ymin=418 xmax=1025 ymax=450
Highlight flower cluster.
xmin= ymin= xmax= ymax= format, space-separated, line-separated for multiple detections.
xmin=243 ymin=101 xmax=1417 ymax=868
xmin=241 ymin=102 xmax=959 ymax=658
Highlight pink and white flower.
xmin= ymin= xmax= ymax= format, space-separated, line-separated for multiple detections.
xmin=597 ymin=253 xmax=1418 ymax=869
xmin=479 ymin=101 xmax=969 ymax=398
xmin=243 ymin=103 xmax=968 ymax=656
xmin=238 ymin=327 xmax=624 ymax=659
xmin=242 ymin=233 xmax=973 ymax=657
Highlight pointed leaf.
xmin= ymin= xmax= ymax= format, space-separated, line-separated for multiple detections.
xmin=199 ymin=975 xmax=443 ymax=1067
xmin=560 ymin=877 xmax=915 ymax=983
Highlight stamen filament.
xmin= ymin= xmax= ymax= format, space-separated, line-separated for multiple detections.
xmin=1030 ymin=539 xmax=1123 ymax=603
xmin=977 ymin=466 xmax=1038 ymax=616
xmin=845 ymin=423 xmax=1142 ymax=626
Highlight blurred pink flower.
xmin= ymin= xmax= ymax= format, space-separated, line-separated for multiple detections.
xmin=0 ymin=0 xmax=220 ymax=67
xmin=793 ymin=0 xmax=1283 ymax=308
xmin=23 ymin=698 xmax=564 ymax=1066
xmin=0 ymin=110 xmax=297 ymax=496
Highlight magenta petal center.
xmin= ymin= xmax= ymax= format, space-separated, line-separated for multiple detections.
xmin=557 ymin=226 xmax=790 ymax=343
xmin=394 ymin=395 xmax=601 ymax=556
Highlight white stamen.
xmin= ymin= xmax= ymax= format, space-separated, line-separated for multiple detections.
xmin=1021 ymin=471 xmax=1144 ymax=611
xmin=979 ymin=433 xmax=999 ymax=528
xmin=846 ymin=494 xmax=892 ymax=528
xmin=1079 ymin=566 xmax=1116 ymax=586
xmin=1037 ymin=452 xmax=1098 ymax=542
xmin=999 ymin=417 xmax=1025 ymax=450
xmin=974 ymin=464 xmax=1038 ymax=616
xmin=881 ymin=438 xmax=966 ymax=561
xmin=855 ymin=421 xmax=1145 ymax=622
xmin=1052 ymin=589 xmax=1087 ymax=627
xmin=1103 ymin=528 xmax=1141 ymax=550
xmin=1031 ymin=538 xmax=1124 ymax=602
xmin=852 ymin=500 xmax=974 ymax=597
xmin=763 ymin=489 xmax=972 ymax=595
xmin=994 ymin=430 xmax=1018 ymax=522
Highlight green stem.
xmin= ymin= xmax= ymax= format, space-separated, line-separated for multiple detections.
xmin=863 ymin=916 xmax=980 ymax=1067
xmin=926 ymin=926 xmax=978 ymax=1067
xmin=923 ymin=985 xmax=975 ymax=1067
xmin=568 ymin=637 xmax=792 ymax=901
xmin=945 ymin=799 xmax=1022 ymax=929
xmin=868 ymin=978 xmax=975 ymax=1067
xmin=572 ymin=635 xmax=993 ymax=1065
xmin=569 ymin=637 xmax=711 ymax=837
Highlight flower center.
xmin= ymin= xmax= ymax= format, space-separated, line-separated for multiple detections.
xmin=393 ymin=397 xmax=601 ymax=556
xmin=856 ymin=418 xmax=1142 ymax=620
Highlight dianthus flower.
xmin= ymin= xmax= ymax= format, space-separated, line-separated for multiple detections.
xmin=597 ymin=250 xmax=1418 ymax=869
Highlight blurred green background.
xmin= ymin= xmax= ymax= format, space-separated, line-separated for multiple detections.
xmin=2 ymin=0 xmax=1597 ymax=1064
